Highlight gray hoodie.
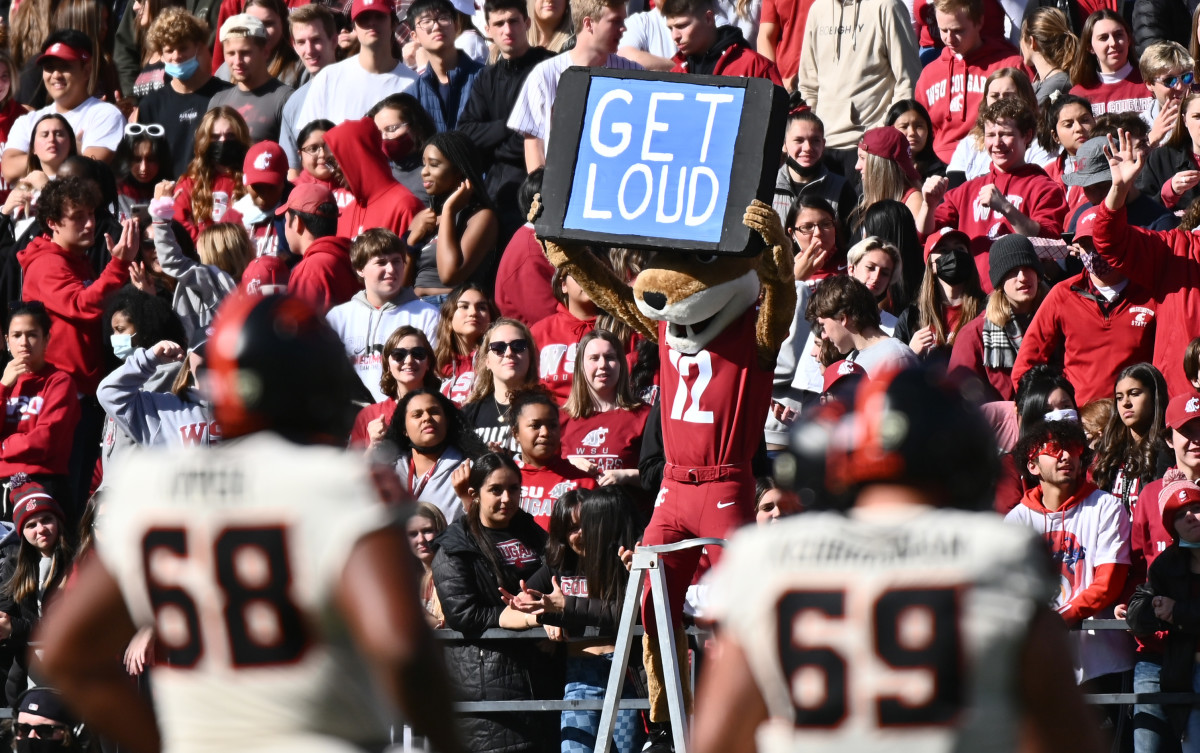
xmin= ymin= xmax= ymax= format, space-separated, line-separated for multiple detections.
xmin=97 ymin=348 xmax=216 ymax=451
xmin=97 ymin=357 xmax=181 ymax=491
xmin=154 ymin=220 xmax=238 ymax=342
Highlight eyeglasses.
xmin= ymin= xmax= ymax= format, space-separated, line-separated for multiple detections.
xmin=389 ymin=346 xmax=429 ymax=362
xmin=299 ymin=143 xmax=331 ymax=156
xmin=15 ymin=723 xmax=68 ymax=740
xmin=125 ymin=123 xmax=164 ymax=138
xmin=414 ymin=13 xmax=455 ymax=30
xmin=793 ymin=220 xmax=835 ymax=236
xmin=1160 ymin=71 xmax=1196 ymax=88
xmin=486 ymin=338 xmax=528 ymax=356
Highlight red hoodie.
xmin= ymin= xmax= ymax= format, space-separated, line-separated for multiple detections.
xmin=19 ymin=237 xmax=131 ymax=395
xmin=0 ymin=363 xmax=81 ymax=476
xmin=323 ymin=117 xmax=424 ymax=242
xmin=530 ymin=304 xmax=595 ymax=404
xmin=670 ymin=27 xmax=783 ymax=85
xmin=1093 ymin=204 xmax=1200 ymax=397
xmin=288 ymin=236 xmax=361 ymax=316
xmin=495 ymin=225 xmax=557 ymax=325
xmin=915 ymin=37 xmax=1023 ymax=163
xmin=518 ymin=457 xmax=597 ymax=530
xmin=1011 ymin=271 xmax=1156 ymax=404
xmin=913 ymin=0 xmax=1009 ymax=50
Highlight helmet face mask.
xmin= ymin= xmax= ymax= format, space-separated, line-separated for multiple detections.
xmin=208 ymin=294 xmax=361 ymax=444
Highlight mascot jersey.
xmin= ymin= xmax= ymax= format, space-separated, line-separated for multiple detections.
xmin=710 ymin=507 xmax=1055 ymax=753
xmin=642 ymin=305 xmax=774 ymax=630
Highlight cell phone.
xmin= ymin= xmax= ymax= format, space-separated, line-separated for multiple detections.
xmin=1060 ymin=231 xmax=1074 ymax=245
xmin=131 ymin=204 xmax=152 ymax=227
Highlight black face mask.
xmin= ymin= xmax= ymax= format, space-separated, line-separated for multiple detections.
xmin=17 ymin=738 xmax=71 ymax=753
xmin=933 ymin=248 xmax=973 ymax=286
xmin=206 ymin=140 xmax=247 ymax=171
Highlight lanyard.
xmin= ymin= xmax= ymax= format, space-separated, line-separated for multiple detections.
xmin=409 ymin=455 xmax=438 ymax=499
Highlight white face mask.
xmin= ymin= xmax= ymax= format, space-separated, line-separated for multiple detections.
xmin=111 ymin=333 xmax=134 ymax=360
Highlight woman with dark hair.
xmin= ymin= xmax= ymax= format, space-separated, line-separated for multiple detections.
xmin=508 ymin=387 xmax=596 ymax=530
xmin=754 ymin=476 xmax=801 ymax=524
xmin=383 ymin=388 xmax=485 ymax=521
xmin=507 ymin=487 xmax=645 ymax=753
xmin=369 ymin=93 xmax=438 ymax=205
xmin=885 ymin=99 xmax=946 ymax=180
xmin=772 ymin=93 xmax=857 ymax=232
xmin=409 ymin=131 xmax=498 ymax=302
xmin=0 ymin=481 xmax=74 ymax=701
xmin=351 ymin=326 xmax=442 ymax=449
xmin=408 ymin=501 xmax=448 ymax=627
xmin=859 ymin=199 xmax=922 ymax=305
xmin=1037 ymin=93 xmax=1095 ymax=213
xmin=430 ymin=451 xmax=554 ymax=753
xmin=172 ymin=107 xmax=251 ymax=241
xmin=1093 ymin=362 xmax=1172 ymax=510
xmin=785 ymin=195 xmax=844 ymax=283
xmin=24 ymin=114 xmax=76 ymax=182
xmin=1069 ymin=9 xmax=1152 ymax=116
xmin=435 ymin=282 xmax=498 ymax=405
xmin=114 ymin=123 xmax=171 ymax=217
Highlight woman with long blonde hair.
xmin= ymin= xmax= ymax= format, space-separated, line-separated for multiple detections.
xmin=461 ymin=318 xmax=540 ymax=449
xmin=172 ymin=107 xmax=250 ymax=241
xmin=527 ymin=0 xmax=571 ymax=52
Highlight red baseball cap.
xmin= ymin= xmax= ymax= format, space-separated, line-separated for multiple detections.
xmin=1160 ymin=469 xmax=1200 ymax=540
xmin=243 ymin=142 xmax=288 ymax=186
xmin=351 ymin=0 xmax=394 ymax=20
xmin=922 ymin=226 xmax=971 ymax=263
xmin=240 ymin=255 xmax=290 ymax=296
xmin=276 ymin=183 xmax=338 ymax=218
xmin=1072 ymin=208 xmax=1098 ymax=242
xmin=1166 ymin=392 xmax=1200 ymax=431
xmin=822 ymin=359 xmax=867 ymax=394
xmin=859 ymin=127 xmax=921 ymax=187
xmin=38 ymin=40 xmax=91 ymax=65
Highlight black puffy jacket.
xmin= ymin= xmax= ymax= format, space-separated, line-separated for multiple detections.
xmin=431 ymin=513 xmax=556 ymax=753
xmin=1132 ymin=0 xmax=1200 ymax=61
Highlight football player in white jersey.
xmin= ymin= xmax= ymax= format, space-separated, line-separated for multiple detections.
xmin=692 ymin=366 xmax=1104 ymax=753
xmin=37 ymin=294 xmax=467 ymax=753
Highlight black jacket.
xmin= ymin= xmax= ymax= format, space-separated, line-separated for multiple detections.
xmin=1132 ymin=0 xmax=1200 ymax=61
xmin=431 ymin=512 xmax=554 ymax=753
xmin=0 ymin=530 xmax=45 ymax=705
xmin=1127 ymin=545 xmax=1200 ymax=737
xmin=1138 ymin=143 xmax=1199 ymax=211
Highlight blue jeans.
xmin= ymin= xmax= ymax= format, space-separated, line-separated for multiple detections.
xmin=561 ymin=653 xmax=643 ymax=753
xmin=1136 ymin=660 xmax=1173 ymax=753
xmin=420 ymin=293 xmax=449 ymax=306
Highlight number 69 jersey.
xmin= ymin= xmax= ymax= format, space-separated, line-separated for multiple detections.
xmin=709 ymin=507 xmax=1056 ymax=753
xmin=97 ymin=433 xmax=396 ymax=753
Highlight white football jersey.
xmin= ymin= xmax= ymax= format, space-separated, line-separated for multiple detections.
xmin=709 ymin=505 xmax=1055 ymax=753
xmin=98 ymin=432 xmax=396 ymax=753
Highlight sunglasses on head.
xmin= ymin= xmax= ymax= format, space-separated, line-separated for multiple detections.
xmin=486 ymin=338 xmax=528 ymax=356
xmin=389 ymin=347 xmax=429 ymax=362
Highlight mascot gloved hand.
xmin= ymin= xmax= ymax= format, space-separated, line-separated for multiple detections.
xmin=532 ymin=196 xmax=796 ymax=740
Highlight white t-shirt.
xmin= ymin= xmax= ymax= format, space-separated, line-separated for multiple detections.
xmin=6 ymin=96 xmax=125 ymax=154
xmin=507 ymin=51 xmax=643 ymax=142
xmin=619 ymin=9 xmax=677 ymax=60
xmin=456 ymin=30 xmax=491 ymax=64
xmin=296 ymin=56 xmax=419 ymax=128
xmin=849 ymin=334 xmax=918 ymax=376
xmin=98 ymin=432 xmax=395 ymax=753
xmin=710 ymin=506 xmax=1055 ymax=753
xmin=1005 ymin=487 xmax=1134 ymax=683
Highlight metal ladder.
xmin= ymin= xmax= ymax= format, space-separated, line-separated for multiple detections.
xmin=593 ymin=538 xmax=725 ymax=753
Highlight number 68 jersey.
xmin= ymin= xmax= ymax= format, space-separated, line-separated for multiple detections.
xmin=709 ymin=507 xmax=1056 ymax=753
xmin=97 ymin=432 xmax=396 ymax=753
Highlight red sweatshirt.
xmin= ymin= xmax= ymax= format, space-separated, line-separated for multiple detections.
xmin=517 ymin=458 xmax=596 ymax=530
xmin=530 ymin=304 xmax=595 ymax=404
xmin=172 ymin=174 xmax=244 ymax=241
xmin=323 ymin=117 xmax=424 ymax=241
xmin=1070 ymin=67 xmax=1154 ymax=117
xmin=934 ymin=162 xmax=1067 ymax=286
xmin=18 ymin=237 xmax=132 ymax=395
xmin=439 ymin=352 xmax=476 ymax=406
xmin=759 ymin=0 xmax=818 ymax=81
xmin=1011 ymin=271 xmax=1156 ymax=404
xmin=288 ymin=236 xmax=361 ymax=316
xmin=1043 ymin=152 xmax=1088 ymax=217
xmin=1093 ymin=203 xmax=1200 ymax=396
xmin=913 ymin=0 xmax=1009 ymax=49
xmin=0 ymin=364 xmax=80 ymax=476
xmin=349 ymin=397 xmax=397 ymax=449
xmin=915 ymin=38 xmax=1023 ymax=163
xmin=670 ymin=28 xmax=783 ymax=85
xmin=496 ymin=225 xmax=557 ymax=326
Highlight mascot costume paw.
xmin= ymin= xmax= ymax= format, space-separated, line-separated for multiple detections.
xmin=533 ymin=196 xmax=796 ymax=728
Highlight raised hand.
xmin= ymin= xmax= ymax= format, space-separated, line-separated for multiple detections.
xmin=107 ymin=217 xmax=141 ymax=262
xmin=1103 ymin=128 xmax=1145 ymax=194
xmin=922 ymin=175 xmax=949 ymax=207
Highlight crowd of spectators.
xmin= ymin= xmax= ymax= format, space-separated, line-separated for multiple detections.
xmin=4 ymin=0 xmax=1200 ymax=748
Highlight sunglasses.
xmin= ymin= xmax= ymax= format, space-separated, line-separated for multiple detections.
xmin=486 ymin=338 xmax=528 ymax=356
xmin=15 ymin=723 xmax=67 ymax=739
xmin=389 ymin=346 xmax=429 ymax=362
xmin=1028 ymin=439 xmax=1084 ymax=463
xmin=1161 ymin=71 xmax=1196 ymax=88
xmin=125 ymin=123 xmax=165 ymax=138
